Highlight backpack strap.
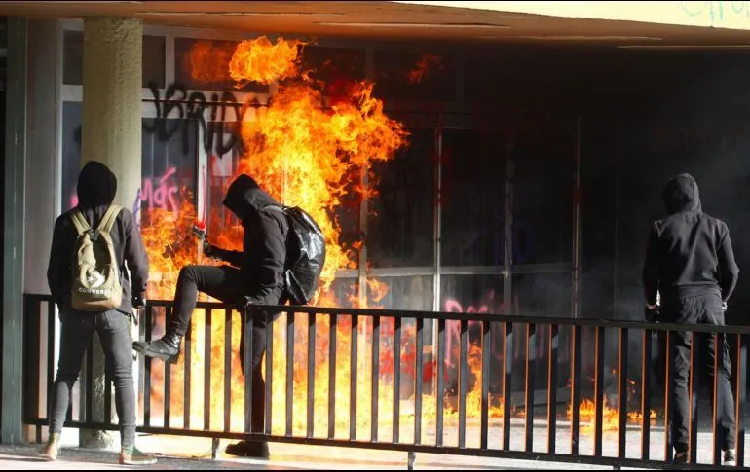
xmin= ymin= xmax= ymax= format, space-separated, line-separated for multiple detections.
xmin=96 ymin=204 xmax=123 ymax=235
xmin=70 ymin=209 xmax=92 ymax=235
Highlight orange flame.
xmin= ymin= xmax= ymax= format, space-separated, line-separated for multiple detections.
xmin=406 ymin=54 xmax=443 ymax=85
xmin=567 ymin=395 xmax=658 ymax=432
xmin=229 ymin=36 xmax=306 ymax=86
xmin=236 ymin=80 xmax=407 ymax=292
xmin=187 ymin=40 xmax=235 ymax=85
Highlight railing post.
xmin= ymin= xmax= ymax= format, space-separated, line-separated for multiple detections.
xmin=641 ymin=328 xmax=652 ymax=460
xmin=617 ymin=328 xmax=628 ymax=459
xmin=735 ymin=333 xmax=747 ymax=468
xmin=570 ymin=325 xmax=582 ymax=456
xmin=547 ymin=324 xmax=558 ymax=455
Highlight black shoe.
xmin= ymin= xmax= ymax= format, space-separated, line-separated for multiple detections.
xmin=132 ymin=334 xmax=181 ymax=363
xmin=673 ymin=451 xmax=688 ymax=465
xmin=224 ymin=440 xmax=269 ymax=458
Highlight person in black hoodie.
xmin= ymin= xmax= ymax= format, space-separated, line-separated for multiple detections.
xmin=132 ymin=174 xmax=287 ymax=458
xmin=643 ymin=173 xmax=739 ymax=465
xmin=43 ymin=161 xmax=154 ymax=464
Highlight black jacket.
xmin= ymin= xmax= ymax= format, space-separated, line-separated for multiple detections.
xmin=643 ymin=173 xmax=739 ymax=306
xmin=47 ymin=161 xmax=150 ymax=313
xmin=219 ymin=174 xmax=288 ymax=305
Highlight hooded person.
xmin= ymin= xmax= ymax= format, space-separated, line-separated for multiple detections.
xmin=133 ymin=173 xmax=287 ymax=458
xmin=642 ymin=173 xmax=738 ymax=465
xmin=44 ymin=161 xmax=154 ymax=464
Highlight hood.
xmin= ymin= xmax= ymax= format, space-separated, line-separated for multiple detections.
xmin=223 ymin=174 xmax=279 ymax=219
xmin=661 ymin=173 xmax=702 ymax=214
xmin=77 ymin=161 xmax=117 ymax=208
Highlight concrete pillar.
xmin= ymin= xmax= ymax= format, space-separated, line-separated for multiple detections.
xmin=23 ymin=18 xmax=62 ymax=445
xmin=2 ymin=17 xmax=28 ymax=445
xmin=79 ymin=17 xmax=142 ymax=450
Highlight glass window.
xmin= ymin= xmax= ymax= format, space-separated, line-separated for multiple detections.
xmin=512 ymin=272 xmax=571 ymax=317
xmin=61 ymin=101 xmax=83 ymax=210
xmin=300 ymin=46 xmax=366 ymax=97
xmin=366 ymin=275 xmax=432 ymax=311
xmin=374 ymin=50 xmax=456 ymax=101
xmin=63 ymin=31 xmax=166 ymax=88
xmin=0 ymin=17 xmax=7 ymax=48
xmin=440 ymin=129 xmax=506 ymax=267
xmin=511 ymin=118 xmax=576 ymax=264
xmin=367 ymin=128 xmax=434 ymax=268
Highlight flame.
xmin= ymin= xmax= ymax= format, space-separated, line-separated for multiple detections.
xmin=406 ymin=54 xmax=443 ymax=85
xmin=567 ymin=395 xmax=658 ymax=433
xmin=146 ymin=38 xmax=675 ymax=443
xmin=229 ymin=36 xmax=306 ymax=87
xmin=188 ymin=40 xmax=234 ymax=85
xmin=236 ymin=79 xmax=407 ymax=292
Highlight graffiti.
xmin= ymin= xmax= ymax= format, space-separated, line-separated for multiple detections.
xmin=680 ymin=1 xmax=750 ymax=24
xmin=444 ymin=291 xmax=518 ymax=369
xmin=133 ymin=189 xmax=142 ymax=228
xmin=144 ymin=81 xmax=262 ymax=159
xmin=140 ymin=166 xmax=179 ymax=215
xmin=73 ymin=81 xmax=268 ymax=160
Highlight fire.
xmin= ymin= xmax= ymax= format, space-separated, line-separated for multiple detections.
xmin=567 ymin=395 xmax=658 ymax=433
xmin=229 ymin=36 xmax=306 ymax=87
xmin=145 ymin=37 xmax=649 ymax=444
xmin=188 ymin=40 xmax=234 ymax=85
xmin=406 ymin=54 xmax=443 ymax=85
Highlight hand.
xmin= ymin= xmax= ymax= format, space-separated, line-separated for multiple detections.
xmin=132 ymin=295 xmax=146 ymax=309
xmin=240 ymin=296 xmax=256 ymax=311
xmin=645 ymin=304 xmax=659 ymax=322
xmin=204 ymin=243 xmax=222 ymax=260
xmin=722 ymin=301 xmax=728 ymax=312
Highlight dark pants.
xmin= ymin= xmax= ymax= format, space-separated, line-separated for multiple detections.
xmin=661 ymin=294 xmax=735 ymax=453
xmin=50 ymin=309 xmax=136 ymax=448
xmin=168 ymin=264 xmax=279 ymax=433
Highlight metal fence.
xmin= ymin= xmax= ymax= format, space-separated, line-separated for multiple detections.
xmin=22 ymin=293 xmax=749 ymax=469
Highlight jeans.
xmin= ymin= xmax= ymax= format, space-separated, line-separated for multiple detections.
xmin=167 ymin=264 xmax=279 ymax=434
xmin=49 ymin=309 xmax=136 ymax=448
xmin=661 ymin=294 xmax=735 ymax=453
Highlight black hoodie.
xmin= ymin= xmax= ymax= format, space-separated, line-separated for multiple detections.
xmin=642 ymin=173 xmax=739 ymax=306
xmin=47 ymin=161 xmax=150 ymax=313
xmin=220 ymin=174 xmax=288 ymax=305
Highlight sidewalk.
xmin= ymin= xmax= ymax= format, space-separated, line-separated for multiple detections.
xmin=0 ymin=440 xmax=640 ymax=471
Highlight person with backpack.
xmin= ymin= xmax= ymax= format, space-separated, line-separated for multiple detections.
xmin=43 ymin=161 xmax=154 ymax=465
xmin=133 ymin=174 xmax=289 ymax=458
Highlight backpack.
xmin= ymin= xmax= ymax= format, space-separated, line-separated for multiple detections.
xmin=268 ymin=205 xmax=326 ymax=305
xmin=69 ymin=204 xmax=124 ymax=311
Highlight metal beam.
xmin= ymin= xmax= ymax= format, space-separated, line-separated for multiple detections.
xmin=2 ymin=17 xmax=27 ymax=445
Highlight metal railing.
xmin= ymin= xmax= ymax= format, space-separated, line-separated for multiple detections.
xmin=22 ymin=293 xmax=749 ymax=469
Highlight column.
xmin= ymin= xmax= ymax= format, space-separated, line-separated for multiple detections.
xmin=79 ymin=17 xmax=142 ymax=450
xmin=2 ymin=17 xmax=28 ymax=445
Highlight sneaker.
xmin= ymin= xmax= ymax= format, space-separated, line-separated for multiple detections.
xmin=224 ymin=440 xmax=269 ymax=458
xmin=39 ymin=433 xmax=60 ymax=461
xmin=724 ymin=449 xmax=736 ymax=466
xmin=132 ymin=334 xmax=181 ymax=363
xmin=119 ymin=446 xmax=157 ymax=465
